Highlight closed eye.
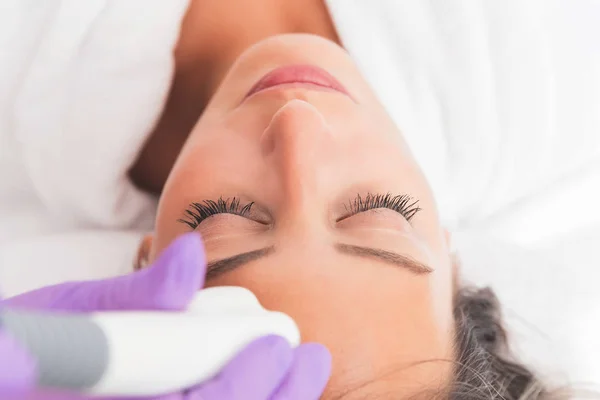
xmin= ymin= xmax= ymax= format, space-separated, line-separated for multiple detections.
xmin=179 ymin=193 xmax=421 ymax=230
xmin=337 ymin=193 xmax=421 ymax=223
xmin=179 ymin=197 xmax=255 ymax=230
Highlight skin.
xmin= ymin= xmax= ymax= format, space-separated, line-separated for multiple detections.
xmin=134 ymin=1 xmax=456 ymax=398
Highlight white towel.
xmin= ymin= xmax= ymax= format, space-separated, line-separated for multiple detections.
xmin=0 ymin=0 xmax=189 ymax=239
xmin=326 ymin=0 xmax=600 ymax=243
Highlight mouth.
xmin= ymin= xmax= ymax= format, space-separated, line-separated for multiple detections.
xmin=244 ymin=64 xmax=353 ymax=100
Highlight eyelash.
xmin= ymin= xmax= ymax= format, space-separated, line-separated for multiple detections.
xmin=342 ymin=193 xmax=421 ymax=222
xmin=179 ymin=193 xmax=421 ymax=230
xmin=179 ymin=197 xmax=254 ymax=230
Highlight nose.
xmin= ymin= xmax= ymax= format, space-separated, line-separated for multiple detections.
xmin=260 ymin=99 xmax=335 ymax=214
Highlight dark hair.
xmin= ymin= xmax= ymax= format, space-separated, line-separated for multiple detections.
xmin=448 ymin=286 xmax=566 ymax=400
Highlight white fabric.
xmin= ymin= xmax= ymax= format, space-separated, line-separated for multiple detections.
xmin=0 ymin=0 xmax=187 ymax=290
xmin=0 ymin=0 xmax=189 ymax=239
xmin=0 ymin=0 xmax=598 ymax=388
xmin=326 ymin=0 xmax=600 ymax=239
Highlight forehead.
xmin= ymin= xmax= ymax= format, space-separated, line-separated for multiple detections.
xmin=324 ymin=360 xmax=454 ymax=400
xmin=203 ymin=246 xmax=455 ymax=389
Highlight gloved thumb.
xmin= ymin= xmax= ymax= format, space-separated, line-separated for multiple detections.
xmin=3 ymin=233 xmax=207 ymax=312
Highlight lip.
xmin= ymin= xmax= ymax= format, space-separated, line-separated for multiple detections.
xmin=244 ymin=64 xmax=352 ymax=100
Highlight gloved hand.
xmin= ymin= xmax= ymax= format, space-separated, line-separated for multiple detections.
xmin=2 ymin=233 xmax=205 ymax=313
xmin=0 ymin=233 xmax=331 ymax=399
xmin=0 ymin=232 xmax=206 ymax=398
xmin=152 ymin=335 xmax=331 ymax=400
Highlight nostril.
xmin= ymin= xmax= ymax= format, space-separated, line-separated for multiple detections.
xmin=259 ymin=99 xmax=336 ymax=166
xmin=260 ymin=127 xmax=276 ymax=156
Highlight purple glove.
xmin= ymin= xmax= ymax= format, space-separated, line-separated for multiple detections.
xmin=2 ymin=233 xmax=205 ymax=313
xmin=152 ymin=335 xmax=331 ymax=400
xmin=0 ymin=233 xmax=331 ymax=399
xmin=0 ymin=329 xmax=37 ymax=397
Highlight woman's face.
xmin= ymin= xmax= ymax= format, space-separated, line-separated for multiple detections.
xmin=150 ymin=34 xmax=454 ymax=398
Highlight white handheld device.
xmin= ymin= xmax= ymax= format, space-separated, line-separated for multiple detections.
xmin=1 ymin=286 xmax=300 ymax=397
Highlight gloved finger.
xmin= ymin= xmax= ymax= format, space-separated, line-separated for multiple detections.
xmin=271 ymin=343 xmax=332 ymax=400
xmin=187 ymin=335 xmax=294 ymax=400
xmin=0 ymin=330 xmax=37 ymax=396
xmin=3 ymin=233 xmax=206 ymax=312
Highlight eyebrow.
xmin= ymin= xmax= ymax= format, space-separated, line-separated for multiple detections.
xmin=206 ymin=246 xmax=275 ymax=280
xmin=334 ymin=243 xmax=433 ymax=275
xmin=205 ymin=244 xmax=432 ymax=280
